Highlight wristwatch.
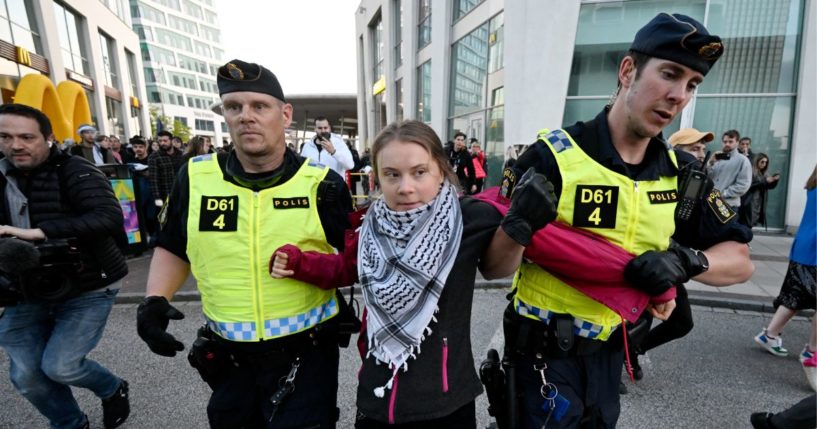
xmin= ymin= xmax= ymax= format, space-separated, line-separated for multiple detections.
xmin=692 ymin=248 xmax=710 ymax=273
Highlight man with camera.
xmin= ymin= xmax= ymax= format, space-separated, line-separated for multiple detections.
xmin=300 ymin=116 xmax=354 ymax=177
xmin=0 ymin=104 xmax=130 ymax=429
xmin=136 ymin=60 xmax=354 ymax=428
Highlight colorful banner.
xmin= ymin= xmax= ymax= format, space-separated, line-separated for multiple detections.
xmin=110 ymin=179 xmax=142 ymax=244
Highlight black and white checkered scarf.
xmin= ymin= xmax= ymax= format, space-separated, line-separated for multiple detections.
xmin=358 ymin=182 xmax=462 ymax=397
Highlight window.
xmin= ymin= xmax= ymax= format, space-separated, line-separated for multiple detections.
xmin=99 ymin=32 xmax=119 ymax=88
xmin=105 ymin=97 xmax=124 ymax=137
xmin=146 ymin=43 xmax=176 ymax=66
xmin=195 ymin=119 xmax=215 ymax=131
xmin=138 ymin=3 xmax=166 ymax=25
xmin=417 ymin=0 xmax=431 ymax=49
xmin=53 ymin=2 xmax=89 ymax=75
xmin=370 ymin=15 xmax=383 ymax=80
xmin=178 ymin=54 xmax=207 ymax=74
xmin=449 ymin=23 xmax=489 ymax=117
xmin=2 ymin=0 xmax=43 ymax=54
xmin=393 ymin=0 xmax=403 ymax=68
xmin=125 ymin=50 xmax=139 ymax=97
xmin=154 ymin=0 xmax=181 ymax=11
xmin=204 ymin=9 xmax=217 ymax=25
xmin=168 ymin=14 xmax=198 ymax=36
xmin=200 ymin=25 xmax=220 ymax=43
xmin=155 ymin=28 xmax=192 ymax=52
xmin=416 ymin=61 xmax=431 ymax=122
xmin=194 ymin=40 xmax=211 ymax=57
xmin=395 ymin=78 xmax=404 ymax=122
xmin=144 ymin=67 xmax=165 ymax=83
xmin=488 ymin=12 xmax=503 ymax=73
xmin=182 ymin=0 xmax=203 ymax=20
xmin=135 ymin=24 xmax=153 ymax=41
xmin=454 ymin=0 xmax=483 ymax=21
xmin=221 ymin=122 xmax=228 ymax=133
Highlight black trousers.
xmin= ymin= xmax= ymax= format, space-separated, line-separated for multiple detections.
xmin=769 ymin=394 xmax=817 ymax=429
xmin=206 ymin=339 xmax=340 ymax=429
xmin=354 ymin=400 xmax=476 ymax=429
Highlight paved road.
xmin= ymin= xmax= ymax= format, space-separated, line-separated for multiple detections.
xmin=0 ymin=290 xmax=812 ymax=428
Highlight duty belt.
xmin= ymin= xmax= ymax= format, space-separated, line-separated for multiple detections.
xmin=211 ymin=319 xmax=338 ymax=370
xmin=503 ymin=304 xmax=609 ymax=359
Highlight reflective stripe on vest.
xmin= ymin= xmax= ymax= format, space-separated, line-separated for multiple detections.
xmin=514 ymin=129 xmax=678 ymax=341
xmin=186 ymin=154 xmax=338 ymax=342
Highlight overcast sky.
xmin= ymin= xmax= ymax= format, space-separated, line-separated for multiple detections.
xmin=216 ymin=0 xmax=360 ymax=95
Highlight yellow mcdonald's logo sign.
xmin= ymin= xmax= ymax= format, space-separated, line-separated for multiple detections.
xmin=15 ymin=47 xmax=31 ymax=67
xmin=14 ymin=74 xmax=92 ymax=142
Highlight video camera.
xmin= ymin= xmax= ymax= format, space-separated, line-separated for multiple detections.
xmin=0 ymin=238 xmax=83 ymax=304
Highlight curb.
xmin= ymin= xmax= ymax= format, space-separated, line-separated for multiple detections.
xmin=116 ymin=281 xmax=814 ymax=317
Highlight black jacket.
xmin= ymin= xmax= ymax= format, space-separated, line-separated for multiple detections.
xmin=448 ymin=148 xmax=475 ymax=191
xmin=0 ymin=147 xmax=128 ymax=297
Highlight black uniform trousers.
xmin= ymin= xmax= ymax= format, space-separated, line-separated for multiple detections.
xmin=206 ymin=323 xmax=340 ymax=429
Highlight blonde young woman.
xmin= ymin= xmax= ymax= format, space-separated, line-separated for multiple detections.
xmin=270 ymin=120 xmax=555 ymax=428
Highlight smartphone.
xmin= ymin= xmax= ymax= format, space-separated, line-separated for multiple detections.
xmin=714 ymin=152 xmax=729 ymax=160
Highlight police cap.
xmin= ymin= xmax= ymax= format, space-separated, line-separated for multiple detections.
xmin=217 ymin=59 xmax=286 ymax=102
xmin=630 ymin=13 xmax=724 ymax=75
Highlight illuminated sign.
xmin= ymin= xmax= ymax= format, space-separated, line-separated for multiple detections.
xmin=14 ymin=74 xmax=92 ymax=142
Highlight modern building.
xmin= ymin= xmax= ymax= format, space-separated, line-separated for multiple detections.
xmin=0 ymin=0 xmax=150 ymax=139
xmin=131 ymin=0 xmax=227 ymax=144
xmin=354 ymin=0 xmax=815 ymax=231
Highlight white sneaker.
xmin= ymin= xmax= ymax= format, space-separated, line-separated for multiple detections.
xmin=754 ymin=329 xmax=788 ymax=357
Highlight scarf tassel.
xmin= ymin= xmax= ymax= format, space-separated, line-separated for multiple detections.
xmin=374 ymin=368 xmax=399 ymax=398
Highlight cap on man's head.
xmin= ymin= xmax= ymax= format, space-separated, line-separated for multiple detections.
xmin=630 ymin=13 xmax=723 ymax=75
xmin=77 ymin=124 xmax=96 ymax=134
xmin=217 ymin=59 xmax=286 ymax=102
xmin=668 ymin=128 xmax=714 ymax=147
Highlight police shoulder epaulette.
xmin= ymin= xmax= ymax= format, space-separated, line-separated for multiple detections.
xmin=543 ymin=129 xmax=573 ymax=153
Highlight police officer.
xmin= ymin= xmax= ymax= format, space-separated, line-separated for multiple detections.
xmin=136 ymin=59 xmax=352 ymax=428
xmin=492 ymin=14 xmax=754 ymax=428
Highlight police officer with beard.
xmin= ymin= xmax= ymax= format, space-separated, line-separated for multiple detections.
xmin=136 ymin=60 xmax=353 ymax=428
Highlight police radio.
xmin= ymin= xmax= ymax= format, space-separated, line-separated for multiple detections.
xmin=675 ymin=151 xmax=711 ymax=221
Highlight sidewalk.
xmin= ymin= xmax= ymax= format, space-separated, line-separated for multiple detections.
xmin=117 ymin=233 xmax=805 ymax=314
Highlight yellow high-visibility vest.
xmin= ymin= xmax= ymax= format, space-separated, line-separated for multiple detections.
xmin=186 ymin=154 xmax=338 ymax=342
xmin=514 ymin=129 xmax=678 ymax=341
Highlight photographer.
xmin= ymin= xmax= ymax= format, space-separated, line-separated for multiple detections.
xmin=0 ymin=104 xmax=130 ymax=429
xmin=300 ymin=116 xmax=354 ymax=177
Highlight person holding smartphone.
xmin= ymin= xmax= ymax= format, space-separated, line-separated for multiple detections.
xmin=710 ymin=129 xmax=752 ymax=214
xmin=743 ymin=153 xmax=780 ymax=228
xmin=300 ymin=116 xmax=355 ymax=178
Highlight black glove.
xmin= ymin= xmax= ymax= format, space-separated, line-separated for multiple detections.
xmin=501 ymin=167 xmax=558 ymax=246
xmin=137 ymin=296 xmax=186 ymax=357
xmin=624 ymin=244 xmax=709 ymax=296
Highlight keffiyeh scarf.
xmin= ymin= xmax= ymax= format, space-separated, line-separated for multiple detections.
xmin=358 ymin=182 xmax=463 ymax=397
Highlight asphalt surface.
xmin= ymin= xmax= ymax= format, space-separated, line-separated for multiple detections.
xmin=0 ymin=290 xmax=813 ymax=428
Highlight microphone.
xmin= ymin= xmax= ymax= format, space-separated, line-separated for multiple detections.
xmin=0 ymin=237 xmax=40 ymax=274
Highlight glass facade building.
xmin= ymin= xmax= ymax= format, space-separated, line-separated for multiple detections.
xmin=355 ymin=0 xmax=814 ymax=229
xmin=132 ymin=0 xmax=227 ymax=144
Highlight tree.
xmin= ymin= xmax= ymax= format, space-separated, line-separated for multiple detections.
xmin=148 ymin=106 xmax=171 ymax=137
xmin=172 ymin=119 xmax=191 ymax=142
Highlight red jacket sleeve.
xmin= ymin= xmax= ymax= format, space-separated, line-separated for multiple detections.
xmin=271 ymin=230 xmax=360 ymax=290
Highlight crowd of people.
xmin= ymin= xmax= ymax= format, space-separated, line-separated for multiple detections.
xmin=0 ymin=11 xmax=813 ymax=429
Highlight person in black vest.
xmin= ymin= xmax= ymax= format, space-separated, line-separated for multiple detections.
xmin=0 ymin=104 xmax=130 ymax=429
